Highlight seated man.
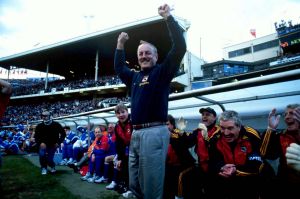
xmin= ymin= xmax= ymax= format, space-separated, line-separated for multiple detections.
xmin=71 ymin=125 xmax=94 ymax=164
xmin=12 ymin=125 xmax=26 ymax=152
xmin=208 ymin=110 xmax=264 ymax=199
xmin=60 ymin=126 xmax=78 ymax=165
xmin=164 ymin=114 xmax=199 ymax=199
xmin=260 ymin=104 xmax=300 ymax=198
xmin=0 ymin=135 xmax=20 ymax=155
xmin=80 ymin=126 xmax=109 ymax=183
xmin=285 ymin=106 xmax=300 ymax=173
xmin=24 ymin=126 xmax=37 ymax=153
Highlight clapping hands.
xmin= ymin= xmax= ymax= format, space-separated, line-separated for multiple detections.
xmin=268 ymin=108 xmax=281 ymax=130
xmin=286 ymin=143 xmax=300 ymax=172
xmin=219 ymin=164 xmax=236 ymax=178
xmin=177 ymin=117 xmax=187 ymax=132
xmin=198 ymin=123 xmax=208 ymax=139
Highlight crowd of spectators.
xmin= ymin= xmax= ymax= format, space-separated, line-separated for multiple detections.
xmin=0 ymin=97 xmax=130 ymax=126
xmin=0 ymin=124 xmax=36 ymax=155
xmin=9 ymin=75 xmax=123 ymax=96
xmin=0 ymin=75 xmax=129 ymax=126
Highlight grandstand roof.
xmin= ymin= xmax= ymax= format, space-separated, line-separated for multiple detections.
xmin=0 ymin=16 xmax=190 ymax=80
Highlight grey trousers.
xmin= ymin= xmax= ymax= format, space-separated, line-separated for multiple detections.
xmin=129 ymin=125 xmax=170 ymax=199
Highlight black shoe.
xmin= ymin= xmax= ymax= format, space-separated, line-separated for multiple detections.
xmin=73 ymin=166 xmax=79 ymax=173
xmin=68 ymin=163 xmax=79 ymax=173
xmin=67 ymin=162 xmax=75 ymax=167
xmin=116 ymin=184 xmax=128 ymax=194
xmin=114 ymin=184 xmax=119 ymax=192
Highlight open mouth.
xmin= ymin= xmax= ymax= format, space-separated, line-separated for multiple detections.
xmin=224 ymin=135 xmax=233 ymax=140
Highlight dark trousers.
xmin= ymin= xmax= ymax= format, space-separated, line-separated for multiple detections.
xmin=39 ymin=146 xmax=56 ymax=169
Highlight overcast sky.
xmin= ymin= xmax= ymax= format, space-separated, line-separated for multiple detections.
xmin=0 ymin=0 xmax=299 ymax=62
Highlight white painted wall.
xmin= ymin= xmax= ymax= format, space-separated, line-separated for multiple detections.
xmin=223 ymin=33 xmax=281 ymax=62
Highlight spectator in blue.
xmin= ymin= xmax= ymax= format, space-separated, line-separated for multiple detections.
xmin=77 ymin=124 xmax=95 ymax=146
xmin=34 ymin=111 xmax=65 ymax=175
xmin=60 ymin=126 xmax=78 ymax=165
xmin=68 ymin=124 xmax=95 ymax=172
xmin=23 ymin=126 xmax=36 ymax=152
xmin=12 ymin=124 xmax=26 ymax=151
xmin=72 ymin=126 xmax=90 ymax=163
xmin=0 ymin=135 xmax=19 ymax=155
xmin=114 ymin=4 xmax=186 ymax=199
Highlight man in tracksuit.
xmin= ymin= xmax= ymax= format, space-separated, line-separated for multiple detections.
xmin=260 ymin=104 xmax=300 ymax=199
xmin=208 ymin=110 xmax=264 ymax=199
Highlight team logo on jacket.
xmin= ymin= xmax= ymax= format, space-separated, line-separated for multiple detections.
xmin=142 ymin=75 xmax=148 ymax=82
xmin=248 ymin=154 xmax=262 ymax=162
xmin=241 ymin=146 xmax=247 ymax=152
xmin=139 ymin=75 xmax=149 ymax=86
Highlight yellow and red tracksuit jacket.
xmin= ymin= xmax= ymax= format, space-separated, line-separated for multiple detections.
xmin=260 ymin=128 xmax=300 ymax=182
xmin=194 ymin=125 xmax=221 ymax=172
xmin=208 ymin=126 xmax=263 ymax=176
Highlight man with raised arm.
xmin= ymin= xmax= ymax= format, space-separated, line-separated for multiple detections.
xmin=261 ymin=104 xmax=300 ymax=198
xmin=114 ymin=4 xmax=186 ymax=199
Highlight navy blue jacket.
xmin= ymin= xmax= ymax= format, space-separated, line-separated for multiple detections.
xmin=114 ymin=16 xmax=186 ymax=125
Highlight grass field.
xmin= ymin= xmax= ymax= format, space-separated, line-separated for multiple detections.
xmin=0 ymin=155 xmax=122 ymax=199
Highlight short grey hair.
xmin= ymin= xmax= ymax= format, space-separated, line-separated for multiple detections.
xmin=138 ymin=40 xmax=158 ymax=55
xmin=286 ymin=104 xmax=300 ymax=110
xmin=218 ymin=110 xmax=242 ymax=128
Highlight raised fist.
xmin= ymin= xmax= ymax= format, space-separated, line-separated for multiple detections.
xmin=118 ymin=32 xmax=129 ymax=45
xmin=158 ymin=4 xmax=171 ymax=19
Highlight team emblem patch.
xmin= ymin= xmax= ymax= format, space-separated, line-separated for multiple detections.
xmin=142 ymin=75 xmax=149 ymax=82
xmin=139 ymin=75 xmax=150 ymax=86
xmin=241 ymin=146 xmax=247 ymax=152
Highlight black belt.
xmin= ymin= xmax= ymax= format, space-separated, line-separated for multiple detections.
xmin=133 ymin=122 xmax=166 ymax=130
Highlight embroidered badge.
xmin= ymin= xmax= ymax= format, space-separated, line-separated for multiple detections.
xmin=241 ymin=146 xmax=247 ymax=152
xmin=142 ymin=75 xmax=148 ymax=82
xmin=139 ymin=75 xmax=149 ymax=86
